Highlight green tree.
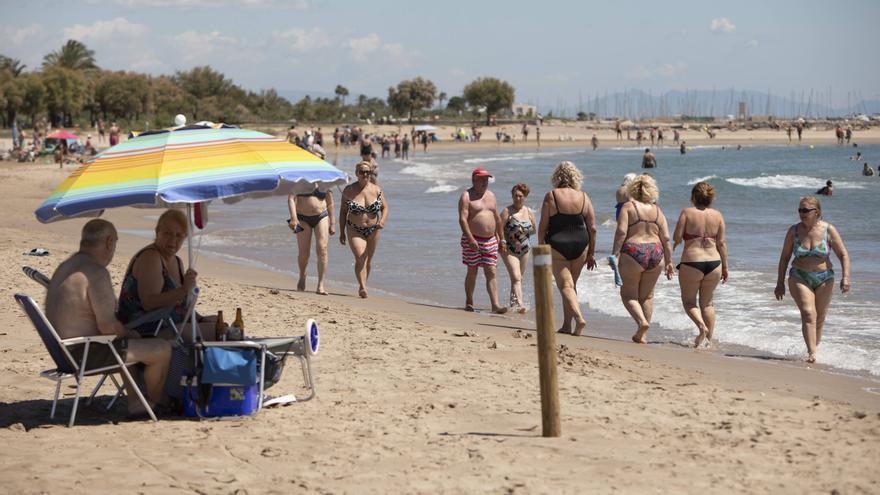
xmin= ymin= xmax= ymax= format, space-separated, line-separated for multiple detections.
xmin=335 ymin=84 xmax=349 ymax=106
xmin=173 ymin=66 xmax=234 ymax=120
xmin=147 ymin=75 xmax=187 ymax=126
xmin=43 ymin=66 xmax=87 ymax=126
xmin=387 ymin=77 xmax=437 ymax=122
xmin=20 ymin=73 xmax=46 ymax=124
xmin=462 ymin=77 xmax=515 ymax=125
xmin=43 ymin=40 xmax=98 ymax=71
xmin=446 ymin=96 xmax=466 ymax=113
xmin=0 ymin=56 xmax=27 ymax=76
xmin=438 ymin=91 xmax=447 ymax=109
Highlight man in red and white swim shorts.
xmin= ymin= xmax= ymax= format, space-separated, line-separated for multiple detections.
xmin=457 ymin=168 xmax=508 ymax=314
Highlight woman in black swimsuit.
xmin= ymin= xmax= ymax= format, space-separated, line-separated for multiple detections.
xmin=538 ymin=161 xmax=597 ymax=336
xmin=287 ymin=185 xmax=335 ymax=295
xmin=672 ymin=182 xmax=728 ymax=347
xmin=339 ymin=161 xmax=389 ymax=298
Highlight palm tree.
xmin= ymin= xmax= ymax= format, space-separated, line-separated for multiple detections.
xmin=0 ymin=56 xmax=27 ymax=76
xmin=438 ymin=91 xmax=447 ymax=109
xmin=43 ymin=40 xmax=98 ymax=71
xmin=334 ymin=84 xmax=349 ymax=106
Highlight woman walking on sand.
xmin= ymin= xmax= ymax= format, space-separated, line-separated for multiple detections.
xmin=538 ymin=162 xmax=597 ymax=336
xmin=339 ymin=161 xmax=389 ymax=298
xmin=672 ymin=182 xmax=729 ymax=347
xmin=612 ymin=174 xmax=674 ymax=343
xmin=287 ymin=185 xmax=335 ymax=295
xmin=500 ymin=183 xmax=538 ymax=313
xmin=774 ymin=196 xmax=850 ymax=363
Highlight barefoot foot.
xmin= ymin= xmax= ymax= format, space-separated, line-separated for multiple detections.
xmin=316 ymin=289 xmax=328 ymax=296
xmin=358 ymin=288 xmax=368 ymax=298
xmin=557 ymin=328 xmax=572 ymax=335
xmin=572 ymin=320 xmax=586 ymax=337
xmin=296 ymin=279 xmax=306 ymax=292
xmin=806 ymin=352 xmax=817 ymax=363
xmin=464 ymin=304 xmax=475 ymax=312
xmin=631 ymin=323 xmax=649 ymax=344
xmin=491 ymin=306 xmax=508 ymax=315
xmin=694 ymin=327 xmax=708 ymax=348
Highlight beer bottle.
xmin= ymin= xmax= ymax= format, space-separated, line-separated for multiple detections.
xmin=215 ymin=311 xmax=226 ymax=341
xmin=232 ymin=307 xmax=244 ymax=340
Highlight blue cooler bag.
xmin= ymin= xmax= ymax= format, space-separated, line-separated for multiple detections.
xmin=184 ymin=347 xmax=259 ymax=418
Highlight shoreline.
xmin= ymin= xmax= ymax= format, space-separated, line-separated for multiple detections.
xmin=1 ymin=160 xmax=878 ymax=492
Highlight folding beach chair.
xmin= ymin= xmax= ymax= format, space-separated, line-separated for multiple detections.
xmin=14 ymin=294 xmax=157 ymax=426
xmin=22 ymin=266 xmax=183 ymax=341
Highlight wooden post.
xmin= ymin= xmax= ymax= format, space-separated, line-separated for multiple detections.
xmin=532 ymin=244 xmax=560 ymax=437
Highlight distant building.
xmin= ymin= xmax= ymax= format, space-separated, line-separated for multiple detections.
xmin=738 ymin=101 xmax=748 ymax=120
xmin=511 ymin=103 xmax=537 ymax=118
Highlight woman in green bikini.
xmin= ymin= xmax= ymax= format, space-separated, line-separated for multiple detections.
xmin=775 ymin=196 xmax=850 ymax=363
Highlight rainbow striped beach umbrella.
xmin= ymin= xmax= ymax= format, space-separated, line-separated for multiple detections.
xmin=36 ymin=124 xmax=348 ymax=223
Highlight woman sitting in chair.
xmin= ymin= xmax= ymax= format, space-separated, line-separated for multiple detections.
xmin=117 ymin=209 xmax=218 ymax=341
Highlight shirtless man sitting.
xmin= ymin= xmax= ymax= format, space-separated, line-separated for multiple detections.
xmin=458 ymin=168 xmax=508 ymax=314
xmin=45 ymin=219 xmax=171 ymax=418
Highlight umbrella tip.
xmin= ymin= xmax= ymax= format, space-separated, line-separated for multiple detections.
xmin=174 ymin=114 xmax=187 ymax=127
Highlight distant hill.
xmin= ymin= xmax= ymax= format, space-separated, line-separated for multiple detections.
xmin=545 ymin=89 xmax=880 ymax=119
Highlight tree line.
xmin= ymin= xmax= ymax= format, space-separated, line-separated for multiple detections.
xmin=1 ymin=40 xmax=517 ymax=130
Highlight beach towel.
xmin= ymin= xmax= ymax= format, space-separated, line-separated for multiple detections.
xmin=608 ymin=255 xmax=623 ymax=287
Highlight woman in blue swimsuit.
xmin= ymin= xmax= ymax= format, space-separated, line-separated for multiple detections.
xmin=500 ymin=183 xmax=538 ymax=313
xmin=775 ymin=196 xmax=851 ymax=363
xmin=612 ymin=174 xmax=674 ymax=344
xmin=339 ymin=161 xmax=389 ymax=298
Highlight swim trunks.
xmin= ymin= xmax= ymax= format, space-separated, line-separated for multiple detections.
xmin=461 ymin=234 xmax=498 ymax=267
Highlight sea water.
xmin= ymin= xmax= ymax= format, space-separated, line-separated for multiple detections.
xmin=194 ymin=141 xmax=880 ymax=378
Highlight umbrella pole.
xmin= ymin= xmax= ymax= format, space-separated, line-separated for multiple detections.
xmin=187 ymin=204 xmax=198 ymax=343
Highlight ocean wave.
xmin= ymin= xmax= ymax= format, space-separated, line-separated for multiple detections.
xmin=426 ymin=183 xmax=459 ymax=194
xmin=576 ymin=268 xmax=879 ymax=376
xmin=687 ymin=174 xmax=720 ymax=185
xmin=400 ymin=160 xmax=470 ymax=182
xmin=726 ymin=174 xmax=865 ymax=190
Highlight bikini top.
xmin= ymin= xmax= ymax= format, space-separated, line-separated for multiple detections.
xmin=347 ymin=190 xmax=383 ymax=214
xmin=628 ymin=201 xmax=660 ymax=227
xmin=793 ymin=223 xmax=830 ymax=259
xmin=682 ymin=211 xmax=718 ymax=247
xmin=297 ymin=188 xmax=327 ymax=200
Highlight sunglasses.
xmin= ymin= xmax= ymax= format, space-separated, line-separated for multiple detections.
xmin=356 ymin=169 xmax=371 ymax=175
xmin=798 ymin=208 xmax=817 ymax=214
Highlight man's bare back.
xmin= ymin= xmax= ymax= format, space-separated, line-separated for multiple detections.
xmin=46 ymin=252 xmax=121 ymax=339
xmin=461 ymin=188 xmax=498 ymax=238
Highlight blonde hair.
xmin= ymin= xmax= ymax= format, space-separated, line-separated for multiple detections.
xmin=622 ymin=173 xmax=637 ymax=186
xmin=628 ymin=174 xmax=659 ymax=203
xmin=799 ymin=195 xmax=822 ymax=217
xmin=156 ymin=209 xmax=188 ymax=235
xmin=691 ymin=181 xmax=716 ymax=208
xmin=550 ymin=161 xmax=583 ymax=190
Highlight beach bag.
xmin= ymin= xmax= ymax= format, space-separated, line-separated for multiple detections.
xmin=201 ymin=348 xmax=257 ymax=386
xmin=184 ymin=348 xmax=259 ymax=417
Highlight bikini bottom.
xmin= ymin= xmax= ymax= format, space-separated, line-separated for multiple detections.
xmin=347 ymin=220 xmax=380 ymax=238
xmin=677 ymin=260 xmax=721 ymax=276
xmin=789 ymin=267 xmax=834 ymax=291
xmin=621 ymin=242 xmax=664 ymax=270
xmin=297 ymin=210 xmax=329 ymax=228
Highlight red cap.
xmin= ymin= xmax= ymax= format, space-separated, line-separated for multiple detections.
xmin=472 ymin=167 xmax=493 ymax=178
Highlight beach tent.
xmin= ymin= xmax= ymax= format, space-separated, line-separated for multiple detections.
xmin=414 ymin=125 xmax=437 ymax=132
xmin=44 ymin=130 xmax=80 ymax=154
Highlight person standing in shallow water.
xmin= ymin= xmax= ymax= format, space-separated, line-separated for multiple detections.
xmin=458 ymin=168 xmax=507 ymax=314
xmin=339 ymin=161 xmax=388 ymax=298
xmin=642 ymin=148 xmax=657 ymax=168
xmin=612 ymin=174 xmax=674 ymax=344
xmin=775 ymin=196 xmax=850 ymax=363
xmin=287 ymin=185 xmax=335 ymax=295
xmin=672 ymin=182 xmax=729 ymax=348
xmin=500 ymin=183 xmax=537 ymax=313
xmin=538 ymin=161 xmax=597 ymax=336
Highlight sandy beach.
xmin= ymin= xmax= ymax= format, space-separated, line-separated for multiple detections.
xmin=0 ymin=161 xmax=878 ymax=494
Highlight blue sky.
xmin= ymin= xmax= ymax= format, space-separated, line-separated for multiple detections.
xmin=2 ymin=0 xmax=877 ymax=107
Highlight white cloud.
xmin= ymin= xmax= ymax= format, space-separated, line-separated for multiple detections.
xmin=0 ymin=24 xmax=44 ymax=46
xmin=628 ymin=62 xmax=687 ymax=80
xmin=172 ymin=30 xmax=240 ymax=62
xmin=273 ymin=27 xmax=331 ymax=52
xmin=709 ymin=17 xmax=736 ymax=34
xmin=347 ymin=33 xmax=381 ymax=61
xmin=64 ymin=18 xmax=148 ymax=42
